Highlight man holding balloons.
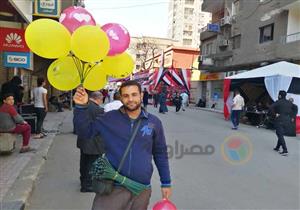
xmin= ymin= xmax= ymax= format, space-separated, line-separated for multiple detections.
xmin=73 ymin=81 xmax=172 ymax=210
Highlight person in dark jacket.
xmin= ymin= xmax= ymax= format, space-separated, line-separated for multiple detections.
xmin=172 ymin=92 xmax=182 ymax=112
xmin=142 ymin=88 xmax=149 ymax=109
xmin=73 ymin=80 xmax=171 ymax=210
xmin=153 ymin=91 xmax=159 ymax=108
xmin=286 ymin=97 xmax=298 ymax=136
xmin=76 ymin=91 xmax=105 ymax=192
xmin=270 ymin=90 xmax=294 ymax=156
xmin=159 ymin=91 xmax=168 ymax=114
xmin=1 ymin=76 xmax=22 ymax=104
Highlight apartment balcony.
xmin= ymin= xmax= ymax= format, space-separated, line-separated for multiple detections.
xmin=211 ymin=50 xmax=233 ymax=60
xmin=202 ymin=0 xmax=224 ymax=13
xmin=200 ymin=23 xmax=220 ymax=41
xmin=276 ymin=32 xmax=300 ymax=60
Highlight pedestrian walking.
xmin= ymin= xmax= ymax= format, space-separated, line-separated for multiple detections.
xmin=159 ymin=91 xmax=168 ymax=114
xmin=153 ymin=91 xmax=159 ymax=108
xmin=33 ymin=77 xmax=48 ymax=139
xmin=231 ymin=90 xmax=245 ymax=130
xmin=142 ymin=88 xmax=149 ymax=109
xmin=172 ymin=92 xmax=182 ymax=112
xmin=73 ymin=80 xmax=172 ymax=210
xmin=76 ymin=91 xmax=105 ymax=192
xmin=180 ymin=91 xmax=189 ymax=111
xmin=270 ymin=91 xmax=294 ymax=156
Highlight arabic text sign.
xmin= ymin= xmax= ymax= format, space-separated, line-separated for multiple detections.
xmin=0 ymin=27 xmax=30 ymax=52
xmin=3 ymin=52 xmax=31 ymax=68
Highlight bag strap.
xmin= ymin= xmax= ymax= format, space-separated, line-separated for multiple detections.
xmin=117 ymin=119 xmax=142 ymax=172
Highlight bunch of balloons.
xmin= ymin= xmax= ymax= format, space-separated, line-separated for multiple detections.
xmin=25 ymin=6 xmax=134 ymax=91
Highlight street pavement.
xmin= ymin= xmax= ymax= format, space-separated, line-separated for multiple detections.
xmin=27 ymin=106 xmax=299 ymax=210
xmin=0 ymin=111 xmax=69 ymax=210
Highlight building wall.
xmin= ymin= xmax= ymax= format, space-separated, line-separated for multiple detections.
xmin=200 ymin=0 xmax=300 ymax=71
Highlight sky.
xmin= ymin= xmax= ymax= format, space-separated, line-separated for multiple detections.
xmin=84 ymin=0 xmax=169 ymax=38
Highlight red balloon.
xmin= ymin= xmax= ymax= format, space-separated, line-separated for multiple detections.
xmin=59 ymin=6 xmax=96 ymax=33
xmin=152 ymin=199 xmax=177 ymax=210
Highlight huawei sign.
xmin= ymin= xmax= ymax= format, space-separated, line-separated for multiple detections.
xmin=0 ymin=27 xmax=29 ymax=52
xmin=5 ymin=33 xmax=22 ymax=44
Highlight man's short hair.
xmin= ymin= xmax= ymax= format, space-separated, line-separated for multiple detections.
xmin=2 ymin=93 xmax=14 ymax=100
xmin=119 ymin=80 xmax=141 ymax=95
xmin=37 ymin=77 xmax=45 ymax=87
xmin=89 ymin=91 xmax=103 ymax=100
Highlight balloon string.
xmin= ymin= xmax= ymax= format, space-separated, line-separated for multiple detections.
xmin=77 ymin=57 xmax=85 ymax=83
xmin=83 ymin=59 xmax=104 ymax=80
xmin=83 ymin=63 xmax=98 ymax=80
xmin=72 ymin=56 xmax=83 ymax=83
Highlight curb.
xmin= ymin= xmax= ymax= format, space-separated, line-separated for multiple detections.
xmin=188 ymin=106 xmax=224 ymax=114
xmin=0 ymin=113 xmax=67 ymax=210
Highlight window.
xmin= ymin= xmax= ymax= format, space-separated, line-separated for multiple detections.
xmin=184 ymin=8 xmax=194 ymax=15
xmin=136 ymin=65 xmax=141 ymax=69
xmin=232 ymin=35 xmax=241 ymax=49
xmin=259 ymin=24 xmax=274 ymax=43
xmin=183 ymin=39 xmax=192 ymax=45
xmin=136 ymin=54 xmax=141 ymax=58
xmin=183 ymin=31 xmax=193 ymax=36
xmin=206 ymin=43 xmax=213 ymax=54
xmin=185 ymin=0 xmax=194 ymax=5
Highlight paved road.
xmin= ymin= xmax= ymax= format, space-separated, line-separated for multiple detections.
xmin=28 ymin=107 xmax=300 ymax=210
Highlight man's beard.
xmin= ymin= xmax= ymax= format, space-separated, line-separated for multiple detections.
xmin=123 ymin=101 xmax=142 ymax=112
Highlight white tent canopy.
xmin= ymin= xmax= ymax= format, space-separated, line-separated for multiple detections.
xmin=226 ymin=61 xmax=300 ymax=79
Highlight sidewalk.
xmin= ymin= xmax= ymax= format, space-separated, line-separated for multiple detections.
xmin=0 ymin=111 xmax=71 ymax=210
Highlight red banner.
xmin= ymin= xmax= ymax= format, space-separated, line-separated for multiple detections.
xmin=223 ymin=79 xmax=231 ymax=120
xmin=0 ymin=27 xmax=30 ymax=52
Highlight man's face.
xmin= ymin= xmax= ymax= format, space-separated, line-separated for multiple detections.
xmin=3 ymin=96 xmax=14 ymax=106
xmin=120 ymin=86 xmax=143 ymax=112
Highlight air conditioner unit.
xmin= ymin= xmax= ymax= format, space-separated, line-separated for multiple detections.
xmin=219 ymin=39 xmax=229 ymax=47
xmin=220 ymin=16 xmax=231 ymax=26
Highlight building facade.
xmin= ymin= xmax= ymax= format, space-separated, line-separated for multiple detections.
xmin=1 ymin=0 xmax=79 ymax=103
xmin=168 ymin=0 xmax=211 ymax=48
xmin=198 ymin=0 xmax=300 ymax=110
xmin=128 ymin=36 xmax=179 ymax=73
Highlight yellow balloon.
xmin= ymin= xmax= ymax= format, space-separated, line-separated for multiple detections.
xmin=83 ymin=64 xmax=107 ymax=91
xmin=71 ymin=25 xmax=110 ymax=63
xmin=102 ymin=52 xmax=134 ymax=79
xmin=25 ymin=19 xmax=71 ymax=59
xmin=47 ymin=56 xmax=81 ymax=91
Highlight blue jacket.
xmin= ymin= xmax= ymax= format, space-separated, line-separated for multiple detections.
xmin=73 ymin=105 xmax=171 ymax=187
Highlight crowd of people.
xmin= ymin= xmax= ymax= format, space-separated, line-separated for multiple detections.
xmin=231 ymin=89 xmax=298 ymax=156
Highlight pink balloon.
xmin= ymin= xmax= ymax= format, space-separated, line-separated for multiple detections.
xmin=101 ymin=23 xmax=130 ymax=56
xmin=59 ymin=6 xmax=96 ymax=33
xmin=152 ymin=199 xmax=177 ymax=210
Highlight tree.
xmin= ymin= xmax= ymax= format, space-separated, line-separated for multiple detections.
xmin=130 ymin=37 xmax=160 ymax=72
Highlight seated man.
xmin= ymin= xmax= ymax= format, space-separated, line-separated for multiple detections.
xmin=0 ymin=93 xmax=34 ymax=153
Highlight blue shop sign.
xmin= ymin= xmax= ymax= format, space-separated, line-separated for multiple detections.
xmin=3 ymin=52 xmax=31 ymax=68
